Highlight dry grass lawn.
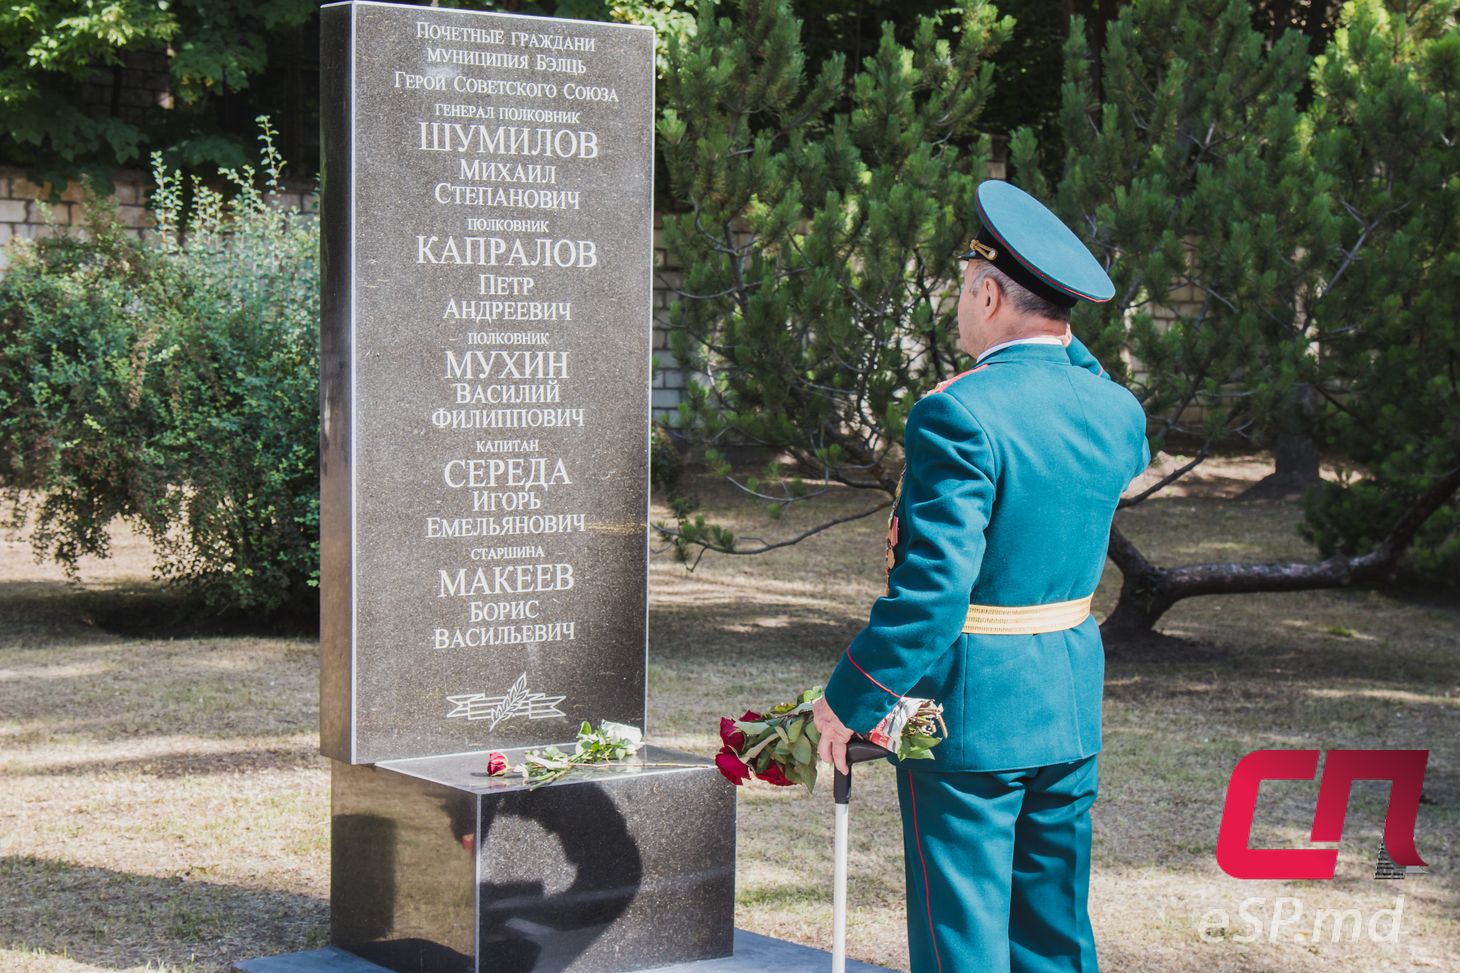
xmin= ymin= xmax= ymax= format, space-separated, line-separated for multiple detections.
xmin=1 ymin=453 xmax=1456 ymax=972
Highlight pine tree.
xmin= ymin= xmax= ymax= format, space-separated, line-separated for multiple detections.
xmin=656 ymin=0 xmax=1011 ymax=558
xmin=1297 ymin=0 xmax=1460 ymax=591
xmin=1014 ymin=0 xmax=1458 ymax=633
xmin=655 ymin=0 xmax=1459 ymax=634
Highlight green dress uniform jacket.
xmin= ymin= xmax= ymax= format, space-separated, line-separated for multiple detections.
xmin=822 ymin=334 xmax=1150 ymax=773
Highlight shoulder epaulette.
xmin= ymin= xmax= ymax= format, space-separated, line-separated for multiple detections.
xmin=929 ymin=363 xmax=989 ymax=395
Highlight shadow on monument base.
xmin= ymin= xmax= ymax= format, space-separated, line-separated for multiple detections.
xmin=302 ymin=745 xmax=764 ymax=973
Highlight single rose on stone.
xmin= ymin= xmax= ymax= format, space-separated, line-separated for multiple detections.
xmin=714 ymin=746 xmax=752 ymax=785
xmin=486 ymin=750 xmax=509 ymax=776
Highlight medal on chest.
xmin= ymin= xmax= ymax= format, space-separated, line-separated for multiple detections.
xmin=884 ymin=469 xmax=904 ymax=589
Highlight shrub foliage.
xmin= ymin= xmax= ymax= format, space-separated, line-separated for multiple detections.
xmin=0 ymin=120 xmax=320 ymax=619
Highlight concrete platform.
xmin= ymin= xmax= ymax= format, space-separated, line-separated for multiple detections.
xmin=234 ymin=928 xmax=895 ymax=972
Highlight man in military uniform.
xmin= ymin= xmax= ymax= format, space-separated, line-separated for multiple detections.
xmin=811 ymin=179 xmax=1150 ymax=973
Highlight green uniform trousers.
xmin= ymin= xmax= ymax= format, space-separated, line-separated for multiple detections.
xmin=895 ymin=754 xmax=1099 ymax=973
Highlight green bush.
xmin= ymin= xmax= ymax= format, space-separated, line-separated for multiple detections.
xmin=1302 ymin=477 xmax=1460 ymax=593
xmin=0 ymin=120 xmax=321 ymax=620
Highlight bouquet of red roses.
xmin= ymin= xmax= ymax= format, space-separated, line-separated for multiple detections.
xmin=715 ymin=686 xmax=945 ymax=795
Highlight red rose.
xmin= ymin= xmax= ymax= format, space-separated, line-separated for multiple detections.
xmin=486 ymin=751 xmax=508 ymax=776
xmin=714 ymin=745 xmax=752 ymax=785
xmin=719 ymin=716 xmax=746 ymax=750
xmin=739 ymin=710 xmax=762 ymax=722
xmin=755 ymin=761 xmax=794 ymax=787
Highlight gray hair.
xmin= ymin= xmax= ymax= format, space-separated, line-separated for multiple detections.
xmin=968 ymin=261 xmax=1071 ymax=324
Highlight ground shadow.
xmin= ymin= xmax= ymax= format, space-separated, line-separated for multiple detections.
xmin=0 ymin=855 xmax=327 ymax=970
xmin=83 ymin=586 xmax=319 ymax=639
xmin=650 ymin=607 xmax=859 ymax=667
xmin=1 ymin=744 xmax=322 ymax=780
xmin=0 ymin=583 xmax=319 ymax=742
xmin=0 ymin=578 xmax=318 ymax=644
xmin=1101 ymin=629 xmax=1225 ymax=664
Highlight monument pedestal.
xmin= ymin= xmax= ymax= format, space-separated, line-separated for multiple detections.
xmin=329 ymin=744 xmax=734 ymax=973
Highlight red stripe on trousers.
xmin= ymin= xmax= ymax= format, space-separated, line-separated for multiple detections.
xmin=907 ymin=772 xmax=944 ymax=973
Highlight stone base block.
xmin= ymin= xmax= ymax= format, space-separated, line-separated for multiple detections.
xmin=329 ymin=743 xmax=735 ymax=973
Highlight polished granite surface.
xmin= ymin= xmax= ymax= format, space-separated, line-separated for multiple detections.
xmin=378 ymin=743 xmax=716 ymax=793
xmin=330 ymin=746 xmax=735 ymax=973
xmin=319 ymin=0 xmax=657 ymax=765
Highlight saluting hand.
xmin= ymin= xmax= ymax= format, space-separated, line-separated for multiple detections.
xmin=812 ymin=695 xmax=854 ymax=775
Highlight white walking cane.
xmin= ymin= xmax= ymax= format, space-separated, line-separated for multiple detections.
xmin=832 ymin=737 xmax=894 ymax=973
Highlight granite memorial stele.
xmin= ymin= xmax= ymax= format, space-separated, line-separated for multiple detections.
xmin=230 ymin=4 xmax=891 ymax=972
xmin=317 ymin=2 xmax=734 ymax=970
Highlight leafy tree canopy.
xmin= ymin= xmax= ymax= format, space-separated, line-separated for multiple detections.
xmin=0 ymin=0 xmax=319 ymax=191
xmin=0 ymin=0 xmax=1071 ymax=193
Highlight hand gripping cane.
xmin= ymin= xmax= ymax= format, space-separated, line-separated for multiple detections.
xmin=832 ymin=737 xmax=894 ymax=973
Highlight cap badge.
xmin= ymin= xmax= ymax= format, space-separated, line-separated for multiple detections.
xmin=965 ymin=239 xmax=997 ymax=261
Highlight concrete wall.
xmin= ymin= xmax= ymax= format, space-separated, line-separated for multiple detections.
xmin=0 ymin=169 xmax=153 ymax=269
xmin=651 ymin=217 xmax=688 ymax=427
xmin=0 ymin=167 xmax=320 ymax=270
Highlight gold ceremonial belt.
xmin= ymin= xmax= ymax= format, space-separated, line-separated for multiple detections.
xmin=963 ymin=594 xmax=1094 ymax=635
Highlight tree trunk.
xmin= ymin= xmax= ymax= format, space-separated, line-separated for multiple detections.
xmin=1102 ymin=465 xmax=1460 ymax=639
xmin=1274 ymin=431 xmax=1320 ymax=482
xmin=1101 ymin=526 xmax=1176 ymax=638
xmin=1274 ymin=382 xmax=1321 ymax=480
xmin=1243 ymin=382 xmax=1321 ymax=499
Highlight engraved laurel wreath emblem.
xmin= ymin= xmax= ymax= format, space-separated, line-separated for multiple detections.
xmin=447 ymin=672 xmax=567 ymax=731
